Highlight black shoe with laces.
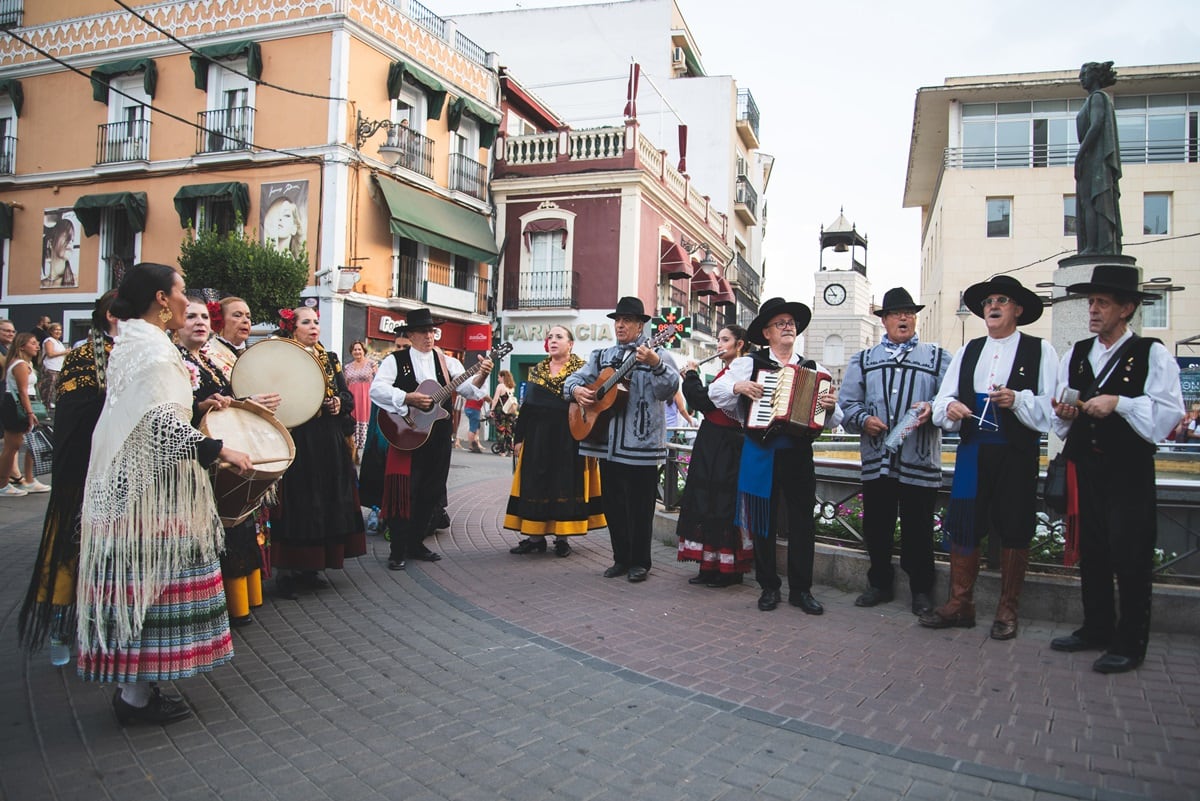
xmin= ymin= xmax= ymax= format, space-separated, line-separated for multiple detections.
xmin=510 ymin=538 xmax=547 ymax=555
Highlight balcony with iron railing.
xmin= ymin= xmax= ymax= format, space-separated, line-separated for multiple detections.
xmin=734 ymin=175 xmax=758 ymax=224
xmin=503 ymin=270 xmax=579 ymax=310
xmin=449 ymin=152 xmax=487 ymax=200
xmin=196 ymin=106 xmax=254 ymax=154
xmin=395 ymin=253 xmax=490 ymax=315
xmin=96 ymin=119 xmax=150 ymax=164
xmin=0 ymin=135 xmax=15 ymax=175
xmin=383 ymin=0 xmax=490 ymax=68
xmin=737 ymin=89 xmax=760 ymax=148
xmin=0 ymin=0 xmax=21 ymax=28
xmin=945 ymin=137 xmax=1199 ymax=169
xmin=691 ymin=300 xmax=713 ymax=336
xmin=379 ymin=123 xmax=435 ymax=179
xmin=732 ymin=253 xmax=761 ymax=305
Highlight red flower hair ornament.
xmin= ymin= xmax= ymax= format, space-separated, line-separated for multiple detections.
xmin=278 ymin=308 xmax=297 ymax=335
xmin=206 ymin=301 xmax=224 ymax=333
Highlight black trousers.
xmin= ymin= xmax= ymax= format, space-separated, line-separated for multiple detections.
xmin=599 ymin=460 xmax=658 ymax=570
xmin=1074 ymin=450 xmax=1157 ymax=661
xmin=861 ymin=477 xmax=937 ymax=595
xmin=387 ymin=419 xmax=452 ymax=561
xmin=754 ymin=445 xmax=816 ymax=597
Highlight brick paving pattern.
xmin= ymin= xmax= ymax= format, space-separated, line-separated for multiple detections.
xmin=1 ymin=449 xmax=1195 ymax=800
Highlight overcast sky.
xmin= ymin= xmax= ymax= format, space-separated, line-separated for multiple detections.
xmin=441 ymin=0 xmax=1198 ymax=307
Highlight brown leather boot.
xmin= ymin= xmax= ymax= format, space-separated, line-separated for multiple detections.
xmin=990 ymin=548 xmax=1029 ymax=640
xmin=919 ymin=550 xmax=979 ymax=629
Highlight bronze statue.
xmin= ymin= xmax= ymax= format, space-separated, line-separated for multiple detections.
xmin=1074 ymin=61 xmax=1122 ymax=256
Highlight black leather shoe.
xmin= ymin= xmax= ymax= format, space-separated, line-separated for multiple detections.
xmin=603 ymin=563 xmax=628 ymax=578
xmin=627 ymin=566 xmax=648 ymax=582
xmin=413 ymin=551 xmax=442 ymax=562
xmin=854 ymin=587 xmax=893 ymax=608
xmin=706 ymin=574 xmax=743 ymax=588
xmin=230 ymin=614 xmax=254 ymax=628
xmin=510 ymin=538 xmax=547 ymax=555
xmin=297 ymin=572 xmax=329 ymax=590
xmin=757 ymin=589 xmax=780 ymax=611
xmin=911 ymin=593 xmax=934 ymax=616
xmin=434 ymin=510 xmax=451 ymax=530
xmin=789 ymin=592 xmax=824 ymax=615
xmin=553 ymin=539 xmax=571 ymax=557
xmin=113 ymin=688 xmax=192 ymax=726
xmin=689 ymin=571 xmax=717 ymax=585
xmin=1050 ymin=633 xmax=1106 ymax=653
xmin=1093 ymin=653 xmax=1140 ymax=674
xmin=387 ymin=558 xmax=406 ymax=571
xmin=276 ymin=575 xmax=299 ymax=600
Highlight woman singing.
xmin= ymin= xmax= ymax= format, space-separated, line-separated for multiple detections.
xmin=177 ymin=299 xmax=265 ymax=627
xmin=269 ymin=306 xmax=365 ymax=599
xmin=676 ymin=325 xmax=753 ymax=587
xmin=504 ymin=325 xmax=605 ymax=557
xmin=76 ymin=263 xmax=253 ymax=725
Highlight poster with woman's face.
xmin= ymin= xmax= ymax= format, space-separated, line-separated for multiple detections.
xmin=260 ymin=180 xmax=308 ymax=259
xmin=42 ymin=209 xmax=81 ymax=289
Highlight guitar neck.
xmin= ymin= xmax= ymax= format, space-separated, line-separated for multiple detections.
xmin=599 ymin=332 xmax=673 ymax=393
xmin=430 ymin=360 xmax=485 ymax=405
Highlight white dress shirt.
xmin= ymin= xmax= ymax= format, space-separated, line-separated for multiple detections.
xmin=932 ymin=331 xmax=1057 ymax=434
xmin=370 ymin=347 xmax=488 ymax=415
xmin=1050 ymin=329 xmax=1184 ymax=443
xmin=709 ymin=349 xmax=844 ymax=429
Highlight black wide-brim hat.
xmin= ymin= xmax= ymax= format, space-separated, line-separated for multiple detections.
xmin=1066 ymin=263 xmax=1154 ymax=301
xmin=398 ymin=307 xmax=443 ymax=332
xmin=606 ymin=296 xmax=651 ymax=322
xmin=873 ymin=287 xmax=925 ymax=318
xmin=747 ymin=297 xmax=813 ymax=346
xmin=962 ymin=275 xmax=1044 ymax=325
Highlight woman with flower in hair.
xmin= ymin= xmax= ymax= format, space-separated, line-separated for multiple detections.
xmin=269 ymin=306 xmax=365 ymax=599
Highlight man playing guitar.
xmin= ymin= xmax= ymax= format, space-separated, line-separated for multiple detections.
xmin=369 ymin=307 xmax=492 ymax=570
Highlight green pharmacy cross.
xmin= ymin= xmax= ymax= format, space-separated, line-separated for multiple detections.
xmin=653 ymin=306 xmax=690 ymax=348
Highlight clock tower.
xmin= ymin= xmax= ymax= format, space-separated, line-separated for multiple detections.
xmin=805 ymin=210 xmax=880 ymax=386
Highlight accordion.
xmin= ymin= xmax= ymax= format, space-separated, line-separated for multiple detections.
xmin=746 ymin=363 xmax=832 ymax=442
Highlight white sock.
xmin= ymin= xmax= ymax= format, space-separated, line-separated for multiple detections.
xmin=120 ymin=683 xmax=151 ymax=707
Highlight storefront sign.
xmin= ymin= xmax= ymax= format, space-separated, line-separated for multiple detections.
xmin=366 ymin=306 xmax=466 ymax=350
xmin=501 ymin=311 xmax=617 ymax=354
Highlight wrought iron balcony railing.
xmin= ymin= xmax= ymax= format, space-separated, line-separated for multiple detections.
xmin=945 ymin=137 xmax=1199 ymax=169
xmin=735 ymin=175 xmax=758 ymax=220
xmin=737 ymin=89 xmax=760 ymax=142
xmin=197 ymin=106 xmax=254 ymax=153
xmin=0 ymin=0 xmax=21 ymax=28
xmin=396 ymin=254 xmax=490 ymax=314
xmin=692 ymin=302 xmax=713 ymax=336
xmin=380 ymin=124 xmax=435 ymax=179
xmin=0 ymin=135 xmax=15 ymax=174
xmin=449 ymin=152 xmax=487 ymax=200
xmin=96 ymin=118 xmax=150 ymax=164
xmin=503 ymin=270 xmax=578 ymax=310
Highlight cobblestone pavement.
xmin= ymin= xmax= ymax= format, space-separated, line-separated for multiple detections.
xmin=1 ymin=449 xmax=1196 ymax=801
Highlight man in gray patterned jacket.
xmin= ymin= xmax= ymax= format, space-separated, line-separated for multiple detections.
xmin=565 ymin=296 xmax=679 ymax=583
xmin=840 ymin=288 xmax=952 ymax=616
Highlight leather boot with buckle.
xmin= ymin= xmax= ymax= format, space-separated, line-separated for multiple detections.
xmin=920 ymin=550 xmax=979 ymax=629
xmin=990 ymin=548 xmax=1028 ymax=640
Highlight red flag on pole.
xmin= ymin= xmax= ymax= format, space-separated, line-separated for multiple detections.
xmin=677 ymin=124 xmax=688 ymax=173
xmin=623 ymin=63 xmax=640 ymax=119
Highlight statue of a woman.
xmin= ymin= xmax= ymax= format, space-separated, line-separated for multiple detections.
xmin=1074 ymin=61 xmax=1123 ymax=256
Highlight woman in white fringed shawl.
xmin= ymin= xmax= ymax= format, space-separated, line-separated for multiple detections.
xmin=76 ymin=263 xmax=253 ymax=726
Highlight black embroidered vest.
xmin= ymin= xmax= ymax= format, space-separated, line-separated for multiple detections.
xmin=1064 ymin=336 xmax=1157 ymax=460
xmin=391 ymin=348 xmax=452 ymax=411
xmin=956 ymin=333 xmax=1042 ymax=451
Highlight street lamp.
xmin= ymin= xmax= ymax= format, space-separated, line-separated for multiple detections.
xmin=955 ymin=291 xmax=971 ymax=346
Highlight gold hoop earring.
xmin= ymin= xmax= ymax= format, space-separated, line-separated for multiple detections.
xmin=159 ymin=305 xmax=173 ymax=325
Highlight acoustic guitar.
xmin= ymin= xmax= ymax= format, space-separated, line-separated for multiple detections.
xmin=378 ymin=343 xmax=513 ymax=451
xmin=568 ymin=328 xmax=676 ymax=442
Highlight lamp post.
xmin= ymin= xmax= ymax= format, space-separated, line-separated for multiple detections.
xmin=955 ymin=291 xmax=971 ymax=347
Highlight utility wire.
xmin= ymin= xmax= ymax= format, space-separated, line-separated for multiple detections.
xmin=111 ymin=0 xmax=347 ymax=103
xmin=996 ymin=230 xmax=1200 ymax=277
xmin=1 ymin=27 xmax=315 ymax=162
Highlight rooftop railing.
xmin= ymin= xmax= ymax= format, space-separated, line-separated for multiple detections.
xmin=945 ymin=137 xmax=1198 ymax=169
xmin=383 ymin=0 xmax=490 ymax=68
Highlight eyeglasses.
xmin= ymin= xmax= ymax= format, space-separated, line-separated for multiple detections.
xmin=769 ymin=320 xmax=797 ymax=330
xmin=980 ymin=295 xmax=1012 ymax=308
xmin=885 ymin=310 xmax=916 ymax=319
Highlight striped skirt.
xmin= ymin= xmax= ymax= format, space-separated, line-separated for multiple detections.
xmin=78 ymin=558 xmax=234 ymax=683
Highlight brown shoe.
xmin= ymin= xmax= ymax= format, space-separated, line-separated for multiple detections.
xmin=990 ymin=548 xmax=1029 ymax=640
xmin=919 ymin=550 xmax=979 ymax=629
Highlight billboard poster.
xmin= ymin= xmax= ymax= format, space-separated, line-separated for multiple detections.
xmin=260 ymin=180 xmax=308 ymax=259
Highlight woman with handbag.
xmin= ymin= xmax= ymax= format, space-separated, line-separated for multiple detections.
xmin=1 ymin=332 xmax=50 ymax=496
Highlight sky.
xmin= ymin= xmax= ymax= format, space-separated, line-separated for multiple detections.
xmin=439 ymin=0 xmax=1198 ymax=307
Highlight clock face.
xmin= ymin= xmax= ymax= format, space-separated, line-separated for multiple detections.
xmin=824 ymin=283 xmax=847 ymax=306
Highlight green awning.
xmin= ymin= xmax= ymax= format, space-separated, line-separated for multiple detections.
xmin=0 ymin=78 xmax=23 ymax=116
xmin=73 ymin=192 xmax=148 ymax=237
xmin=386 ymin=60 xmax=447 ymax=120
xmin=447 ymin=97 xmax=500 ymax=149
xmin=173 ymin=182 xmax=250 ymax=229
xmin=190 ymin=41 xmax=263 ymax=91
xmin=90 ymin=58 xmax=157 ymax=103
xmin=0 ymin=203 xmax=12 ymax=240
xmin=373 ymin=175 xmax=499 ymax=264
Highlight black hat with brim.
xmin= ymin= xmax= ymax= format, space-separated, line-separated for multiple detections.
xmin=873 ymin=287 xmax=925 ymax=318
xmin=747 ymin=297 xmax=813 ymax=346
xmin=397 ymin=307 xmax=443 ymax=332
xmin=962 ymin=275 xmax=1044 ymax=325
xmin=606 ymin=296 xmax=652 ymax=322
xmin=1066 ymin=263 xmax=1154 ymax=301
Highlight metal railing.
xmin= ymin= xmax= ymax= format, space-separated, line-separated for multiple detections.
xmin=395 ymin=254 xmax=490 ymax=314
xmin=692 ymin=302 xmax=712 ymax=336
xmin=945 ymin=137 xmax=1198 ymax=169
xmin=0 ymin=134 xmax=14 ymax=174
xmin=449 ymin=152 xmax=487 ymax=200
xmin=196 ymin=106 xmax=254 ymax=153
xmin=737 ymin=89 xmax=760 ymax=141
xmin=503 ymin=270 xmax=578 ymax=310
xmin=381 ymin=0 xmax=489 ymax=68
xmin=381 ymin=124 xmax=435 ymax=179
xmin=453 ymin=30 xmax=489 ymax=68
xmin=0 ymin=0 xmax=21 ymax=28
xmin=669 ymin=285 xmax=689 ymax=309
xmin=96 ymin=119 xmax=150 ymax=164
xmin=735 ymin=175 xmax=758 ymax=219
xmin=733 ymin=253 xmax=760 ymax=304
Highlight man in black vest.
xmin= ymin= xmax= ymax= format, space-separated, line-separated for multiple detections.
xmin=1049 ymin=265 xmax=1183 ymax=674
xmin=923 ymin=275 xmax=1057 ymax=639
xmin=369 ymin=308 xmax=492 ymax=570
xmin=709 ymin=297 xmax=841 ymax=614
